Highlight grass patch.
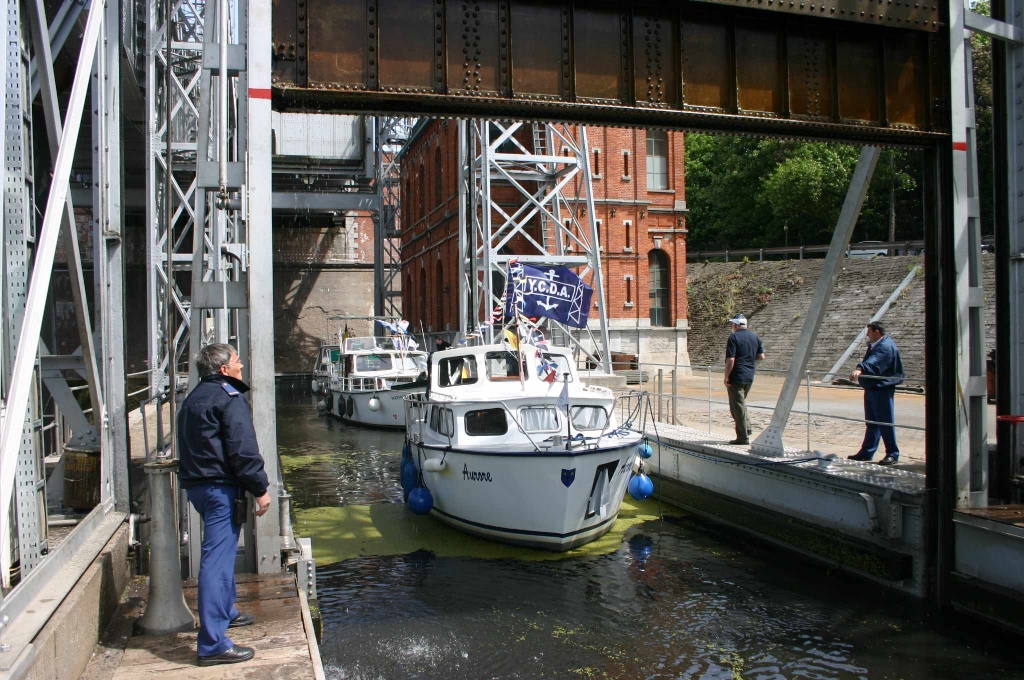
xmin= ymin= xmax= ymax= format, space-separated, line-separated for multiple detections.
xmin=295 ymin=497 xmax=681 ymax=565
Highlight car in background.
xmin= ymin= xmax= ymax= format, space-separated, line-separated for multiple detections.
xmin=847 ymin=240 xmax=888 ymax=259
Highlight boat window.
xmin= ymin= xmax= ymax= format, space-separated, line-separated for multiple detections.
xmin=465 ymin=408 xmax=509 ymax=436
xmin=536 ymin=353 xmax=574 ymax=382
xmin=328 ymin=349 xmax=341 ymax=362
xmin=485 ymin=351 xmax=524 ymax=381
xmin=355 ymin=354 xmax=394 ymax=372
xmin=438 ymin=356 xmax=478 ymax=386
xmin=429 ymin=406 xmax=455 ymax=437
xmin=519 ymin=406 xmax=560 ymax=433
xmin=402 ymin=355 xmax=427 ymax=371
xmin=346 ymin=337 xmax=377 ymax=352
xmin=571 ymin=406 xmax=608 ymax=431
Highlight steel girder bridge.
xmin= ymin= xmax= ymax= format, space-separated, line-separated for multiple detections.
xmin=0 ymin=0 xmax=1021 ymax=674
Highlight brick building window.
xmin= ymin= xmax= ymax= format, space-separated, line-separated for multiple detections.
xmin=419 ymin=267 xmax=428 ymax=330
xmin=434 ymin=147 xmax=443 ymax=208
xmin=623 ymin=220 xmax=632 ymax=251
xmin=624 ymin=275 xmax=634 ymax=306
xmin=648 ymin=250 xmax=671 ymax=326
xmin=622 ymin=150 xmax=631 ymax=179
xmin=435 ymin=259 xmax=445 ymax=329
xmin=595 ymin=219 xmax=602 ymax=251
xmin=405 ymin=273 xmax=414 ymax=318
xmin=418 ymin=164 xmax=426 ymax=222
xmin=592 ymin=148 xmax=601 ymax=176
xmin=646 ymin=129 xmax=668 ymax=190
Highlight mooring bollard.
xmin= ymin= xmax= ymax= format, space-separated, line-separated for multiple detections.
xmin=137 ymin=459 xmax=195 ymax=636
xmin=279 ymin=488 xmax=299 ymax=553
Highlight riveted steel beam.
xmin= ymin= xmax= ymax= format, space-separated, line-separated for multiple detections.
xmin=272 ymin=0 xmax=949 ymax=143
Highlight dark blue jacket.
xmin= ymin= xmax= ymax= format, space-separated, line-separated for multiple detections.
xmin=177 ymin=375 xmax=269 ymax=496
xmin=857 ymin=335 xmax=904 ymax=390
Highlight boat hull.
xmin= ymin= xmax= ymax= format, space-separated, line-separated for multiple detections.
xmin=330 ymin=387 xmax=421 ymax=429
xmin=416 ymin=440 xmax=640 ymax=550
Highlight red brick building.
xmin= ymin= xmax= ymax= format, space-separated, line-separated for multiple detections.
xmin=398 ymin=121 xmax=690 ymax=367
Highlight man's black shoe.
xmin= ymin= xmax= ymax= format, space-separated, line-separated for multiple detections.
xmin=197 ymin=645 xmax=255 ymax=666
xmin=847 ymin=452 xmax=873 ymax=462
xmin=229 ymin=613 xmax=255 ymax=628
xmin=729 ymin=438 xmax=750 ymax=445
xmin=877 ymin=455 xmax=899 ymax=466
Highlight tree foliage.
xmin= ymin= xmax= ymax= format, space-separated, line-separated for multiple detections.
xmin=685 ymin=134 xmax=924 ymax=251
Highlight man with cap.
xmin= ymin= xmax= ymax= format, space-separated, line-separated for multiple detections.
xmin=847 ymin=322 xmax=903 ymax=465
xmin=723 ymin=313 xmax=765 ymax=445
xmin=178 ymin=343 xmax=272 ymax=666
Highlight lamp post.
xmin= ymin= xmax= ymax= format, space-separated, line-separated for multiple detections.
xmin=784 ymin=223 xmax=789 ymax=260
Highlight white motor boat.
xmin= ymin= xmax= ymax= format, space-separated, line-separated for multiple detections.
xmin=310 ymin=344 xmax=339 ymax=394
xmin=404 ymin=341 xmax=644 ymax=550
xmin=328 ymin=336 xmax=428 ymax=429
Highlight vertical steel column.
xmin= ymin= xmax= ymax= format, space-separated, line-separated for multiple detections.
xmin=94 ymin=0 xmax=127 ymax=510
xmin=458 ymin=120 xmax=469 ymax=335
xmin=247 ymin=0 xmax=282 ymax=573
xmin=373 ymin=117 xmax=409 ymax=320
xmin=752 ymin=146 xmax=880 ymax=456
xmin=3 ymin=0 xmax=41 ymax=579
xmin=949 ymin=0 xmax=990 ymax=507
xmin=990 ymin=0 xmax=1024 ymax=499
xmin=579 ymin=128 xmax=611 ymax=375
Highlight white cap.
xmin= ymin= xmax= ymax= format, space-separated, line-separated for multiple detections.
xmin=728 ymin=313 xmax=747 ymax=328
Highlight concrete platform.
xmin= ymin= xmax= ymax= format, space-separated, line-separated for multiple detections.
xmin=642 ymin=422 xmax=929 ymax=596
xmin=81 ymin=573 xmax=324 ymax=679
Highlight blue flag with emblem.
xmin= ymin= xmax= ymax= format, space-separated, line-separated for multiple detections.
xmin=504 ymin=263 xmax=593 ymax=328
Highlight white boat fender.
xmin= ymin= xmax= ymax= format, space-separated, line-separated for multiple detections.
xmin=311 ymin=380 xmax=320 ymax=394
xmin=316 ymin=399 xmax=329 ymax=411
xmin=422 ymin=458 xmax=446 ymax=472
xmin=368 ymin=395 xmax=382 ymax=412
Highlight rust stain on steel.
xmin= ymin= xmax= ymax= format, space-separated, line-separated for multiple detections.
xmin=275 ymin=0 xmax=948 ymax=141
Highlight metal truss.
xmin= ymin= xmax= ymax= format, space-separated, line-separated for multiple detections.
xmin=146 ymin=0 xmax=207 ymax=398
xmin=459 ymin=120 xmax=611 ymax=373
xmin=0 ymin=0 xmax=127 ymax=662
xmin=373 ymin=116 xmax=414 ymax=319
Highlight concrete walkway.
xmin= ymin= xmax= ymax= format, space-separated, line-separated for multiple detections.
xmin=629 ymin=372 xmax=998 ymax=475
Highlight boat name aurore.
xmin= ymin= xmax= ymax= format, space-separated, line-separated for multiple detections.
xmin=462 ymin=464 xmax=493 ymax=482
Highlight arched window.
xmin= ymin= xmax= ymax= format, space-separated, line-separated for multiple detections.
xmin=648 ymin=250 xmax=671 ymax=327
xmin=419 ymin=267 xmax=428 ymax=330
xmin=405 ymin=273 xmax=413 ymax=319
xmin=435 ymin=259 xmax=445 ymax=330
xmin=434 ymin=147 xmax=443 ymax=207
xmin=418 ymin=165 xmax=426 ymax=222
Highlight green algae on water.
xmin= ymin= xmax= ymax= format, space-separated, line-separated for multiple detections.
xmin=294 ymin=497 xmax=680 ymax=565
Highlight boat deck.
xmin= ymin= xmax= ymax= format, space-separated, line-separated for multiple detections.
xmin=81 ymin=573 xmax=324 ymax=679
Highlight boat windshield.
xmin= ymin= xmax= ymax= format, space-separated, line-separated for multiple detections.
xmin=345 ymin=336 xmax=418 ymax=352
xmin=485 ymin=351 xmax=525 ymax=381
xmin=353 ymin=352 xmax=425 ymax=373
xmin=354 ymin=354 xmax=394 ymax=372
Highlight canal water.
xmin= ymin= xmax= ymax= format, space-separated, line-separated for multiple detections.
xmin=277 ymin=389 xmax=1023 ymax=680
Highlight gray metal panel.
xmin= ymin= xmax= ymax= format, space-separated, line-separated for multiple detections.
xmin=272 ymin=191 xmax=378 ymax=211
xmin=192 ymin=281 xmax=248 ymax=309
xmin=270 ymin=112 xmax=364 ymax=160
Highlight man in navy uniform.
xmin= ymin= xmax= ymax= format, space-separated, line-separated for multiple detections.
xmin=178 ymin=343 xmax=272 ymax=666
xmin=848 ymin=322 xmax=904 ymax=466
xmin=723 ymin=313 xmax=765 ymax=445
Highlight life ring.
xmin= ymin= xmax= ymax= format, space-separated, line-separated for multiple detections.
xmin=345 ymin=396 xmax=354 ymax=417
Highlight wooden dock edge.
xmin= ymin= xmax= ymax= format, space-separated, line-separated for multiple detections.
xmin=298 ymin=585 xmax=327 ymax=679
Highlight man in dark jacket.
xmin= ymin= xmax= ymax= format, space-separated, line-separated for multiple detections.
xmin=848 ymin=322 xmax=904 ymax=466
xmin=178 ymin=343 xmax=271 ymax=666
xmin=723 ymin=313 xmax=765 ymax=445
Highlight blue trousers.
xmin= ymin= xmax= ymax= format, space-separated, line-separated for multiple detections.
xmin=186 ymin=483 xmax=241 ymax=657
xmin=857 ymin=387 xmax=899 ymax=459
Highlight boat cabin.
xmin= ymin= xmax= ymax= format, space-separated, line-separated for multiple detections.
xmin=330 ymin=336 xmax=427 ymax=393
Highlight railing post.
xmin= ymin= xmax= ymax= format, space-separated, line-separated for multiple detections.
xmin=671 ymin=368 xmax=677 ymax=425
xmin=657 ymin=368 xmax=664 ymax=422
xmin=708 ymin=366 xmax=713 ymax=432
xmin=806 ymin=370 xmax=812 ymax=452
